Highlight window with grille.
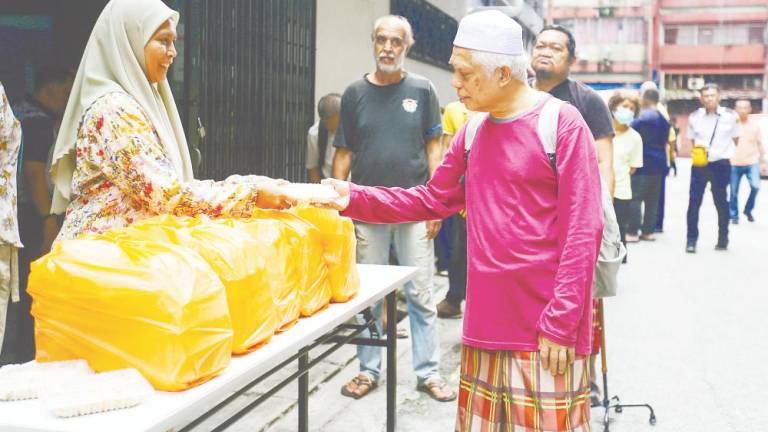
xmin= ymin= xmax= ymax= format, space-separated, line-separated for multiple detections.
xmin=390 ymin=0 xmax=457 ymax=71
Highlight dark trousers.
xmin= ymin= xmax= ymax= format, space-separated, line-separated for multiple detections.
xmin=613 ymin=198 xmax=631 ymax=247
xmin=445 ymin=215 xmax=466 ymax=307
xmin=655 ymin=174 xmax=667 ymax=231
xmin=628 ymin=175 xmax=664 ymax=236
xmin=0 ymin=203 xmax=40 ymax=365
xmin=686 ymin=159 xmax=731 ymax=244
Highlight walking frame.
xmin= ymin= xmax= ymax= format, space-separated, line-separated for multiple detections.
xmin=598 ymin=299 xmax=657 ymax=431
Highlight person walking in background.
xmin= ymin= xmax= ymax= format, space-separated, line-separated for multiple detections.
xmin=436 ymin=100 xmax=470 ymax=319
xmin=686 ymin=84 xmax=740 ymax=253
xmin=332 ymin=15 xmax=453 ymax=402
xmin=626 ymin=88 xmax=670 ymax=243
xmin=607 ymin=91 xmax=643 ymax=259
xmin=729 ymin=99 xmax=765 ymax=224
xmin=306 ymin=93 xmax=341 ymax=183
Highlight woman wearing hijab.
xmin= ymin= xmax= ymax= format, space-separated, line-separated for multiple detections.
xmin=51 ymin=0 xmax=294 ymax=240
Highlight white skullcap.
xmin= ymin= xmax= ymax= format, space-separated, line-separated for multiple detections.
xmin=453 ymin=10 xmax=523 ymax=56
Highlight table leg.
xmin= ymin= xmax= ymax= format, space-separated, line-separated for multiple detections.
xmin=385 ymin=291 xmax=397 ymax=432
xmin=298 ymin=351 xmax=309 ymax=432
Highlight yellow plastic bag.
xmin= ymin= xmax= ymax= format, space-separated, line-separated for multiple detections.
xmin=103 ymin=215 xmax=278 ymax=354
xmin=289 ymin=206 xmax=359 ymax=303
xmin=249 ymin=210 xmax=331 ymax=319
xmin=215 ymin=217 xmax=301 ymax=331
xmin=29 ymin=238 xmax=233 ymax=391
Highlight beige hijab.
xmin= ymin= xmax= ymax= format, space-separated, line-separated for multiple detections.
xmin=50 ymin=0 xmax=193 ymax=214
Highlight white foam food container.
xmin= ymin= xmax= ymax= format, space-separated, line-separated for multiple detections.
xmin=279 ymin=183 xmax=340 ymax=204
xmin=41 ymin=368 xmax=154 ymax=418
xmin=0 ymin=360 xmax=93 ymax=401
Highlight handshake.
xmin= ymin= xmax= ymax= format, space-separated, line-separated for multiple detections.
xmin=227 ymin=175 xmax=350 ymax=211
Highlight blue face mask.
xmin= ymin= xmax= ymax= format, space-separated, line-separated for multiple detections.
xmin=613 ymin=107 xmax=634 ymax=126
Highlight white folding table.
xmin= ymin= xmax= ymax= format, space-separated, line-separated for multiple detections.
xmin=0 ymin=264 xmax=416 ymax=432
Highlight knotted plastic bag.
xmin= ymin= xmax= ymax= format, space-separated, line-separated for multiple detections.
xmin=221 ymin=213 xmax=329 ymax=330
xmin=246 ymin=210 xmax=331 ymax=320
xmin=29 ymin=238 xmax=233 ymax=391
xmin=103 ymin=215 xmax=278 ymax=354
xmin=289 ymin=206 xmax=359 ymax=303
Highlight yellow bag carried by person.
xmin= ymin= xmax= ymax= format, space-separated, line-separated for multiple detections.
xmin=691 ymin=146 xmax=708 ymax=168
xmin=102 ymin=215 xmax=278 ymax=354
xmin=289 ymin=206 xmax=359 ymax=303
xmin=29 ymin=238 xmax=233 ymax=391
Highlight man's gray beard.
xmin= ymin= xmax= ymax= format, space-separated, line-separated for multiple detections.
xmin=376 ymin=56 xmax=405 ymax=74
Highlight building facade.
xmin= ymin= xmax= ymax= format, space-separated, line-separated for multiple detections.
xmin=655 ymin=0 xmax=768 ymax=120
xmin=547 ymin=0 xmax=653 ymax=90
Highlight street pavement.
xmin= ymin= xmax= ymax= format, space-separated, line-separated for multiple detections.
xmin=206 ymin=159 xmax=768 ymax=432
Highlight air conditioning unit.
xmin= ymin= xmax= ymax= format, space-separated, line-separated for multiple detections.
xmin=687 ymin=77 xmax=705 ymax=90
xmin=598 ymin=58 xmax=614 ymax=73
xmin=598 ymin=7 xmax=614 ymax=18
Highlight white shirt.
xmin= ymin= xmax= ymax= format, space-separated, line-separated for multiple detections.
xmin=612 ymin=128 xmax=643 ymax=200
xmin=305 ymin=122 xmax=336 ymax=179
xmin=687 ymin=106 xmax=740 ymax=162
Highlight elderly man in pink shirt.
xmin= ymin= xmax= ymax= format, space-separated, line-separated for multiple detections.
xmin=320 ymin=11 xmax=602 ymax=432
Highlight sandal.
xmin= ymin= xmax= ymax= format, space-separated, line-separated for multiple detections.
xmin=417 ymin=377 xmax=457 ymax=402
xmin=340 ymin=374 xmax=377 ymax=399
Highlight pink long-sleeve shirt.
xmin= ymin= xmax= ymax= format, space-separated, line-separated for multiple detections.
xmin=343 ymin=96 xmax=603 ymax=355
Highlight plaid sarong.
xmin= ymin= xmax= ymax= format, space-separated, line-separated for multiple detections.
xmin=456 ymin=345 xmax=591 ymax=432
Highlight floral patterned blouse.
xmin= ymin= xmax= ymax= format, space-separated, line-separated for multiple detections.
xmin=0 ymin=83 xmax=22 ymax=248
xmin=58 ymin=92 xmax=261 ymax=240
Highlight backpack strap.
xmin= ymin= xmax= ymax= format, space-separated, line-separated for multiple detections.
xmin=463 ymin=112 xmax=488 ymax=158
xmin=537 ymin=96 xmax=565 ymax=175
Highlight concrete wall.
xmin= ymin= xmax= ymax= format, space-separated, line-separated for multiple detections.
xmin=314 ymin=0 xmax=470 ymax=119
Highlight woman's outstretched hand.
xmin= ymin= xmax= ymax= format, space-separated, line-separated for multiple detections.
xmin=255 ymin=180 xmax=297 ymax=210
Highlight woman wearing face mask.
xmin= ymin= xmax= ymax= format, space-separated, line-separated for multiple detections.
xmin=608 ymin=91 xmax=643 ymax=257
xmin=50 ymin=0 xmax=295 ymax=241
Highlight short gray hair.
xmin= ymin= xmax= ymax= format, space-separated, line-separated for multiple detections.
xmin=318 ymin=93 xmax=341 ymax=119
xmin=471 ymin=51 xmax=530 ymax=84
xmin=372 ymin=15 xmax=415 ymax=49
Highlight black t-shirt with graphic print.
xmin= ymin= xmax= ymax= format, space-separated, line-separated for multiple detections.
xmin=334 ymin=73 xmax=442 ymax=188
